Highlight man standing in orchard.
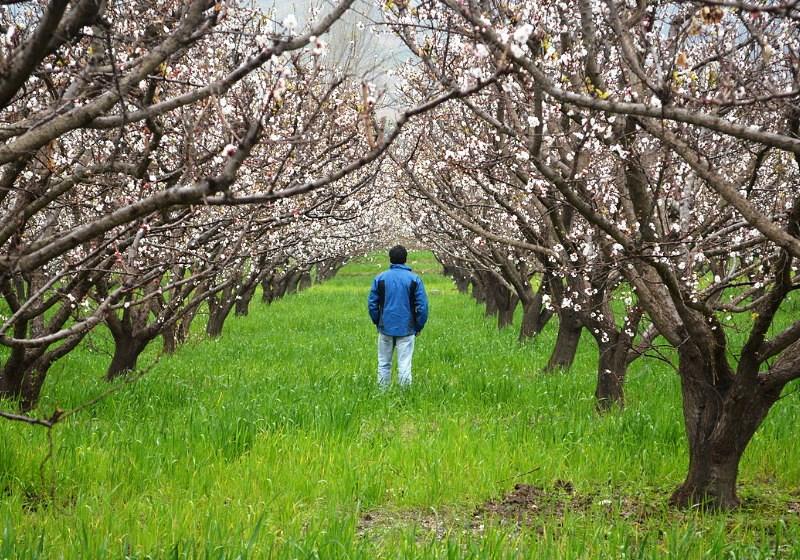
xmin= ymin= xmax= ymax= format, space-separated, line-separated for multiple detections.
xmin=368 ymin=245 xmax=429 ymax=388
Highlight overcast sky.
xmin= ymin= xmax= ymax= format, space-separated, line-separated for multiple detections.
xmin=257 ymin=0 xmax=410 ymax=110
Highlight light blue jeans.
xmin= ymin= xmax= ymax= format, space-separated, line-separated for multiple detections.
xmin=377 ymin=333 xmax=415 ymax=388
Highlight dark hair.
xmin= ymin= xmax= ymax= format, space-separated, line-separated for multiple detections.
xmin=389 ymin=245 xmax=407 ymax=264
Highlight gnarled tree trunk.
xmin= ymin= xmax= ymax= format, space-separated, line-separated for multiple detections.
xmin=669 ymin=344 xmax=781 ymax=509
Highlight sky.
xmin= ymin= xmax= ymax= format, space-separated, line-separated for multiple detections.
xmin=257 ymin=0 xmax=410 ymax=111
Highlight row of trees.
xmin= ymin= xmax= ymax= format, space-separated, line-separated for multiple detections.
xmin=2 ymin=0 xmax=798 ymax=512
xmin=0 ymin=0 xmax=458 ymax=409
xmin=382 ymin=0 xmax=800 ymax=509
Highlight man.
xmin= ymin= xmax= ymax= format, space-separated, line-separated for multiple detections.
xmin=367 ymin=245 xmax=429 ymax=388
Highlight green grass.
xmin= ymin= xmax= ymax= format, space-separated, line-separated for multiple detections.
xmin=1 ymin=252 xmax=799 ymax=558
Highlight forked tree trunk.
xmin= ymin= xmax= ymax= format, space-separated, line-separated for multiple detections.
xmin=669 ymin=344 xmax=780 ymax=510
xmin=17 ymin=364 xmax=47 ymax=412
xmin=545 ymin=309 xmax=583 ymax=371
xmin=175 ymin=300 xmax=201 ymax=346
xmin=206 ymin=285 xmax=236 ymax=338
xmin=1 ymin=334 xmax=85 ymax=409
xmin=481 ymin=275 xmax=500 ymax=317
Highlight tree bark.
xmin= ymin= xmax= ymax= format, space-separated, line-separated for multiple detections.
xmin=470 ymin=274 xmax=486 ymax=305
xmin=496 ymin=288 xmax=518 ymax=329
xmin=235 ymin=284 xmax=257 ymax=316
xmin=0 ymin=358 xmax=49 ymax=412
xmin=1 ymin=333 xmax=85 ymax=409
xmin=442 ymin=264 xmax=470 ymax=293
xmin=594 ymin=334 xmax=629 ymax=411
xmin=284 ymin=270 xmax=302 ymax=295
xmin=261 ymin=273 xmax=275 ymax=303
xmin=205 ymin=311 xmax=227 ymax=338
xmin=669 ymin=344 xmax=780 ymax=509
xmin=454 ymin=273 xmax=469 ymax=294
xmin=545 ymin=309 xmax=582 ymax=371
xmin=162 ymin=324 xmax=178 ymax=354
xmin=479 ymin=273 xmax=500 ymax=318
xmin=206 ymin=284 xmax=235 ymax=338
xmin=297 ymin=271 xmax=312 ymax=292
xmin=106 ymin=334 xmax=147 ymax=380
xmin=518 ymin=289 xmax=553 ymax=341
xmin=0 ymin=357 xmax=40 ymax=411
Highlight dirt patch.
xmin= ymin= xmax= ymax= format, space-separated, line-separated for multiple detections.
xmin=472 ymin=482 xmax=575 ymax=528
xmin=358 ymin=485 xmax=800 ymax=541
xmin=471 ymin=481 xmax=660 ymax=531
xmin=358 ymin=482 xmax=662 ymax=540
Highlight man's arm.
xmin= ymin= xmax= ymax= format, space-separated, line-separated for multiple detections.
xmin=414 ymin=276 xmax=429 ymax=332
xmin=367 ymin=276 xmax=380 ymax=325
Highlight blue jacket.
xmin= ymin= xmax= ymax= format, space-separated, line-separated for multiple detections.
xmin=368 ymin=264 xmax=429 ymax=336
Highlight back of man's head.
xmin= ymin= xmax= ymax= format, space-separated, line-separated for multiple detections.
xmin=389 ymin=245 xmax=407 ymax=264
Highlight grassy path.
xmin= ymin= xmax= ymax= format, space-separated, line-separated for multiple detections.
xmin=1 ymin=253 xmax=799 ymax=558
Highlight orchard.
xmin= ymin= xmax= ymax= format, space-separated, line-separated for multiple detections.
xmin=1 ymin=0 xmax=799 ymax=557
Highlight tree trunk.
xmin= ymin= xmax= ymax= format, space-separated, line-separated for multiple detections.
xmin=0 ymin=357 xmax=44 ymax=411
xmin=206 ymin=303 xmax=233 ymax=338
xmin=1 ymin=330 xmax=86 ymax=409
xmin=594 ymin=335 xmax=629 ymax=411
xmin=0 ymin=357 xmax=27 ymax=403
xmin=443 ymin=265 xmax=470 ymax=294
xmin=106 ymin=334 xmax=147 ymax=380
xmin=545 ymin=310 xmax=582 ymax=371
xmin=518 ymin=292 xmax=553 ymax=341
xmin=17 ymin=362 xmax=48 ymax=412
xmin=162 ymin=324 xmax=178 ymax=354
xmin=669 ymin=344 xmax=780 ymax=510
xmin=316 ymin=259 xmax=343 ymax=282
xmin=496 ymin=290 xmax=518 ymax=329
xmin=480 ymin=274 xmax=500 ymax=318
xmin=175 ymin=301 xmax=201 ymax=345
xmin=297 ymin=272 xmax=312 ymax=292
xmin=235 ymin=285 xmax=257 ymax=316
xmin=454 ymin=273 xmax=470 ymax=294
xmin=261 ymin=274 xmax=275 ymax=303
xmin=470 ymin=274 xmax=486 ymax=305
xmin=284 ymin=270 xmax=301 ymax=295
